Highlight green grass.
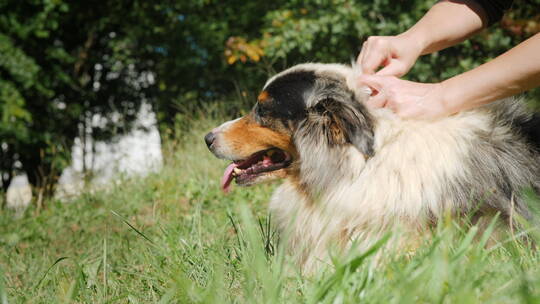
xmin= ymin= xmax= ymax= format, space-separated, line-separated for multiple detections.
xmin=1 ymin=112 xmax=539 ymax=303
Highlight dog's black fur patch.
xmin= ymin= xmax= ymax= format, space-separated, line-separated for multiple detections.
xmin=255 ymin=70 xmax=316 ymax=122
xmin=254 ymin=69 xmax=375 ymax=156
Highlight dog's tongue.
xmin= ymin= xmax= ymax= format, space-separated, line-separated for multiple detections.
xmin=221 ymin=163 xmax=237 ymax=193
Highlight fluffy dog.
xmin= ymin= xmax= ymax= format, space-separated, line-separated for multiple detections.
xmin=205 ymin=63 xmax=540 ymax=271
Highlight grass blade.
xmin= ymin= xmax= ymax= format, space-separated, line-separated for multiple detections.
xmin=110 ymin=210 xmax=155 ymax=244
xmin=35 ymin=257 xmax=69 ymax=289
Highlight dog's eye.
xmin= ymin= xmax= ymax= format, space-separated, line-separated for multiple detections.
xmin=254 ymin=105 xmax=270 ymax=124
xmin=255 ymin=104 xmax=264 ymax=116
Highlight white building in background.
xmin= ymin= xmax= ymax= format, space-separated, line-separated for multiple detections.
xmin=6 ymin=103 xmax=163 ymax=208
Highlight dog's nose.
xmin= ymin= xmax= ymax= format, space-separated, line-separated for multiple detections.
xmin=204 ymin=132 xmax=215 ymax=148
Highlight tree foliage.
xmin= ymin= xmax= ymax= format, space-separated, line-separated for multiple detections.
xmin=0 ymin=0 xmax=154 ymax=199
xmin=222 ymin=0 xmax=540 ymax=86
xmin=1 ymin=0 xmax=538 ymax=203
xmin=151 ymin=0 xmax=539 ymax=128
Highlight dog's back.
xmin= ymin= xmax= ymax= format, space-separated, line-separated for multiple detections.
xmin=454 ymin=99 xmax=540 ymax=220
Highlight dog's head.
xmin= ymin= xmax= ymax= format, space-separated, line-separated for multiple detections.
xmin=205 ymin=63 xmax=375 ymax=193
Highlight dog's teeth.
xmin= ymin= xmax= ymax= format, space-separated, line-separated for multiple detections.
xmin=233 ymin=168 xmax=242 ymax=174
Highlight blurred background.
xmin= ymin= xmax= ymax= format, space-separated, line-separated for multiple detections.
xmin=1 ymin=0 xmax=539 ymax=209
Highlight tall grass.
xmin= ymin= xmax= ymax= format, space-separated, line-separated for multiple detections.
xmin=0 ymin=110 xmax=539 ymax=303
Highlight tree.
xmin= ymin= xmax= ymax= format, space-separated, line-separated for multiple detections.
xmin=0 ymin=0 xmax=155 ymax=205
xmin=2 ymin=0 xmax=538 ymax=206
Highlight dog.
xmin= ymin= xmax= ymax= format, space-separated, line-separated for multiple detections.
xmin=205 ymin=63 xmax=540 ymax=271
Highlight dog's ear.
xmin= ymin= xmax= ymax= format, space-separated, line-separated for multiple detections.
xmin=307 ymin=97 xmax=374 ymax=156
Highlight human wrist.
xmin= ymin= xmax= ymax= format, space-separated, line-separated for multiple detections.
xmin=398 ymin=30 xmax=427 ymax=57
xmin=438 ymin=78 xmax=471 ymax=115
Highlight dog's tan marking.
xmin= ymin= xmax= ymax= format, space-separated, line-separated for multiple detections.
xmin=257 ymin=91 xmax=270 ymax=103
xmin=329 ymin=122 xmax=346 ymax=144
xmin=221 ymin=114 xmax=296 ymax=159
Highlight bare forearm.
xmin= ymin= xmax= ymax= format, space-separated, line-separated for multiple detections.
xmin=441 ymin=33 xmax=540 ymax=112
xmin=402 ymin=1 xmax=488 ymax=55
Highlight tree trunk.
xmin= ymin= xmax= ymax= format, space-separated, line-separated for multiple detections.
xmin=1 ymin=173 xmax=12 ymax=210
xmin=0 ymin=145 xmax=15 ymax=209
xmin=21 ymin=148 xmax=61 ymax=210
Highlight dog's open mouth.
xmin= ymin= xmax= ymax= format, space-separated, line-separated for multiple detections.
xmin=221 ymin=148 xmax=291 ymax=193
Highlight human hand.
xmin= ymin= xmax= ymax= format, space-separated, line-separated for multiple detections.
xmin=357 ymin=34 xmax=424 ymax=77
xmin=358 ymin=75 xmax=453 ymax=120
